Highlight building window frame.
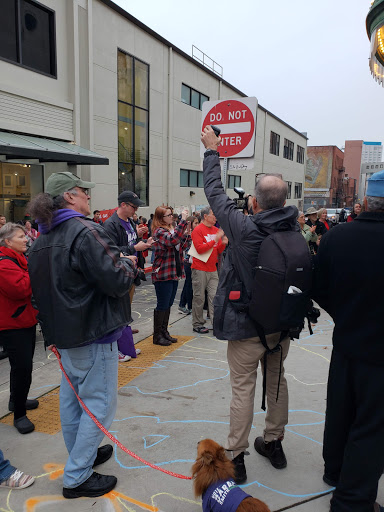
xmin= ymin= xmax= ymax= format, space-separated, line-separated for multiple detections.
xmin=297 ymin=145 xmax=305 ymax=164
xmin=227 ymin=175 xmax=241 ymax=189
xmin=286 ymin=181 xmax=292 ymax=199
xmin=117 ymin=48 xmax=150 ymax=205
xmin=180 ymin=169 xmax=204 ymax=188
xmin=283 ymin=138 xmax=294 ymax=160
xmin=181 ymin=83 xmax=209 ymax=110
xmin=294 ymin=182 xmax=302 ymax=199
xmin=270 ymin=131 xmax=280 ymax=156
xmin=0 ymin=0 xmax=57 ymax=78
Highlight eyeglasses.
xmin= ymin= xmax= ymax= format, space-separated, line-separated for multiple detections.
xmin=127 ymin=203 xmax=139 ymax=210
xmin=163 ymin=213 xmax=173 ymax=218
xmin=80 ymin=188 xmax=89 ymax=196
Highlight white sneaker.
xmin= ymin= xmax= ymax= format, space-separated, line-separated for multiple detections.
xmin=135 ymin=348 xmax=141 ymax=355
xmin=0 ymin=469 xmax=35 ymax=489
xmin=118 ymin=351 xmax=131 ymax=362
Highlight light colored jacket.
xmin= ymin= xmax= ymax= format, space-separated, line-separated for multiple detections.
xmin=300 ymin=223 xmax=318 ymax=244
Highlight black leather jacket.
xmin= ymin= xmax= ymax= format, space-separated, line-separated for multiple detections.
xmin=28 ymin=216 xmax=136 ymax=349
xmin=103 ymin=211 xmax=138 ymax=255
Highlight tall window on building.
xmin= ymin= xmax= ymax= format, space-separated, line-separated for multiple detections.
xmin=294 ymin=182 xmax=302 ymax=199
xmin=227 ymin=175 xmax=241 ymax=189
xmin=270 ymin=131 xmax=280 ymax=156
xmin=0 ymin=0 xmax=56 ymax=77
xmin=297 ymin=145 xmax=305 ymax=164
xmin=286 ymin=181 xmax=292 ymax=199
xmin=283 ymin=139 xmax=294 ymax=160
xmin=118 ymin=50 xmax=149 ymax=204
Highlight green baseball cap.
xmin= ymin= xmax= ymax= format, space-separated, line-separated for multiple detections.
xmin=45 ymin=172 xmax=96 ymax=197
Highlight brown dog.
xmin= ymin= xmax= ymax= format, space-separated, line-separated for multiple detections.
xmin=192 ymin=439 xmax=270 ymax=511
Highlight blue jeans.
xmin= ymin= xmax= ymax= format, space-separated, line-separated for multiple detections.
xmin=154 ymin=280 xmax=178 ymax=311
xmin=0 ymin=450 xmax=15 ymax=484
xmin=59 ymin=342 xmax=118 ymax=488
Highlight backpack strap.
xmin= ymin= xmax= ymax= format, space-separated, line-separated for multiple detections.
xmin=0 ymin=256 xmax=22 ymax=268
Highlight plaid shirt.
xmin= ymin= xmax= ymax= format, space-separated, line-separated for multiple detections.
xmin=151 ymin=220 xmax=189 ymax=282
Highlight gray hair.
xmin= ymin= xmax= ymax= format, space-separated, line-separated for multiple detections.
xmin=0 ymin=223 xmax=26 ymax=247
xmin=254 ymin=174 xmax=288 ymax=210
xmin=200 ymin=206 xmax=212 ymax=219
xmin=366 ymin=196 xmax=384 ymax=212
xmin=298 ymin=211 xmax=304 ymax=217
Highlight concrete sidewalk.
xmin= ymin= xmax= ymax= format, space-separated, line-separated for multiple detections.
xmin=0 ymin=292 xmax=382 ymax=511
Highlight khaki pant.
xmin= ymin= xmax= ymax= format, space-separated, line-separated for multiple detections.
xmin=191 ymin=269 xmax=219 ymax=328
xmin=224 ymin=333 xmax=290 ymax=458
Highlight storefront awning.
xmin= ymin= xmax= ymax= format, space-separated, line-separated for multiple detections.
xmin=0 ymin=131 xmax=109 ymax=165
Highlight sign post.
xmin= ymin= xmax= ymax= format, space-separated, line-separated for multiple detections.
xmin=201 ymin=97 xmax=258 ymax=186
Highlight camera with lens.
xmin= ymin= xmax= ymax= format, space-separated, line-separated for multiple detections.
xmin=233 ymin=187 xmax=252 ymax=214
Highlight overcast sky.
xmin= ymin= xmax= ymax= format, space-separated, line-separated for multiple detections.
xmin=115 ymin=0 xmax=382 ymax=150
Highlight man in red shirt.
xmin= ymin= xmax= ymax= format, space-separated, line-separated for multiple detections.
xmin=191 ymin=207 xmax=227 ymax=333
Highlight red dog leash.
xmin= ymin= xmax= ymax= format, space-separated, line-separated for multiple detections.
xmin=52 ymin=346 xmax=192 ymax=480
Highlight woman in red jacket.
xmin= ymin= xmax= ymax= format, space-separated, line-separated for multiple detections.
xmin=151 ymin=206 xmax=189 ymax=346
xmin=0 ymin=223 xmax=38 ymax=434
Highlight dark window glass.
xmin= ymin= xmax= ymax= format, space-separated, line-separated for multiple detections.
xmin=118 ymin=163 xmax=134 ymax=193
xmin=235 ymin=176 xmax=241 ymax=187
xmin=270 ymin=132 xmax=280 ymax=156
xmin=189 ymin=170 xmax=198 ymax=187
xmin=191 ymin=89 xmax=200 ymax=109
xmin=181 ymin=84 xmax=190 ymax=104
xmin=134 ymin=107 xmax=148 ymax=165
xmin=198 ymin=171 xmax=204 ymax=188
xmin=0 ymin=0 xmax=18 ymax=62
xmin=180 ymin=170 xmax=189 ymax=187
xmin=297 ymin=145 xmax=305 ymax=164
xmin=21 ymin=0 xmax=55 ymax=75
xmin=135 ymin=59 xmax=148 ymax=109
xmin=286 ymin=181 xmax=292 ymax=199
xmin=283 ymin=139 xmax=294 ymax=160
xmin=134 ymin=165 xmax=148 ymax=204
xmin=118 ymin=103 xmax=133 ymax=163
xmin=294 ymin=182 xmax=302 ymax=199
xmin=200 ymin=94 xmax=209 ymax=109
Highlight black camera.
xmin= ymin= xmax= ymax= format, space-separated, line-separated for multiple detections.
xmin=233 ymin=187 xmax=252 ymax=214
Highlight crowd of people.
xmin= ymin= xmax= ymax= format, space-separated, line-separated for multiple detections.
xmin=0 ymin=128 xmax=382 ymax=510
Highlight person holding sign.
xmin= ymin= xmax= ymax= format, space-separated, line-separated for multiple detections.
xmin=191 ymin=207 xmax=227 ymax=334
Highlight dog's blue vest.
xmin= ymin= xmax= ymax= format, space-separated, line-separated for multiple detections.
xmin=202 ymin=479 xmax=251 ymax=511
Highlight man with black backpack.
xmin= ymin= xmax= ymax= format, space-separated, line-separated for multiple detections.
xmin=201 ymin=126 xmax=312 ymax=485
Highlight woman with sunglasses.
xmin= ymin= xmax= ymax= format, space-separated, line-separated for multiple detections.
xmin=151 ymin=206 xmax=190 ymax=346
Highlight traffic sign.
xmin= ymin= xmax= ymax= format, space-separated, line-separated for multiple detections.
xmin=201 ymin=97 xmax=257 ymax=158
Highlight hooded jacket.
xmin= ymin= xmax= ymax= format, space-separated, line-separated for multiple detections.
xmin=203 ymin=154 xmax=299 ymax=341
xmin=28 ymin=209 xmax=136 ymax=349
xmin=0 ymin=247 xmax=38 ymax=331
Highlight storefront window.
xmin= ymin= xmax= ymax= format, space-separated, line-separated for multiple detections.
xmin=0 ymin=162 xmax=43 ymax=222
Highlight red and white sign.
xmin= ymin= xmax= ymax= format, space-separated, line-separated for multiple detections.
xmin=201 ymin=97 xmax=257 ymax=158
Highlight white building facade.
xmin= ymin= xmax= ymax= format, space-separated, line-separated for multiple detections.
xmin=0 ymin=0 xmax=307 ymax=221
xmin=361 ymin=142 xmax=383 ymax=163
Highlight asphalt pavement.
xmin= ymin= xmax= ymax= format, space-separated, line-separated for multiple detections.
xmin=0 ymin=279 xmax=382 ymax=512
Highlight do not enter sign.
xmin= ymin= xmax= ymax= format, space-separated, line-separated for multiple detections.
xmin=201 ymin=97 xmax=257 ymax=158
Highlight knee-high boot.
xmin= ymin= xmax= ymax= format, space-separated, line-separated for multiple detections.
xmin=153 ymin=310 xmax=171 ymax=346
xmin=162 ymin=309 xmax=177 ymax=343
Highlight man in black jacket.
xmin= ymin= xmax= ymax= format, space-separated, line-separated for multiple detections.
xmin=201 ymin=126 xmax=298 ymax=484
xmin=28 ymin=172 xmax=137 ymax=499
xmin=313 ymin=170 xmax=384 ymax=512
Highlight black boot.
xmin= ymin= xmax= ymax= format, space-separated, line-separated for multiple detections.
xmin=254 ymin=437 xmax=287 ymax=469
xmin=153 ymin=310 xmax=171 ymax=346
xmin=162 ymin=309 xmax=177 ymax=343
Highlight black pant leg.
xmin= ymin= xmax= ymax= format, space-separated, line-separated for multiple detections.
xmin=330 ymin=355 xmax=384 ymax=512
xmin=1 ymin=327 xmax=36 ymax=420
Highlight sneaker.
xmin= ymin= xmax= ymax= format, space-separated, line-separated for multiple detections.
xmin=254 ymin=437 xmax=287 ymax=469
xmin=135 ymin=348 xmax=141 ymax=356
xmin=178 ymin=306 xmax=189 ymax=314
xmin=0 ymin=469 xmax=35 ymax=489
xmin=9 ymin=399 xmax=39 ymax=412
xmin=232 ymin=452 xmax=247 ymax=484
xmin=193 ymin=326 xmax=209 ymax=334
xmin=118 ymin=351 xmax=131 ymax=362
xmin=63 ymin=472 xmax=117 ymax=499
xmin=14 ymin=416 xmax=35 ymax=434
xmin=93 ymin=445 xmax=113 ymax=467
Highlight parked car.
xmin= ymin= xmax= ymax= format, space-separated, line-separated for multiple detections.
xmin=326 ymin=208 xmax=340 ymax=224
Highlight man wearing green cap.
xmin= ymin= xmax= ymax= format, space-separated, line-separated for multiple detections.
xmin=27 ymin=172 xmax=137 ymax=499
xmin=313 ymin=170 xmax=384 ymax=512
